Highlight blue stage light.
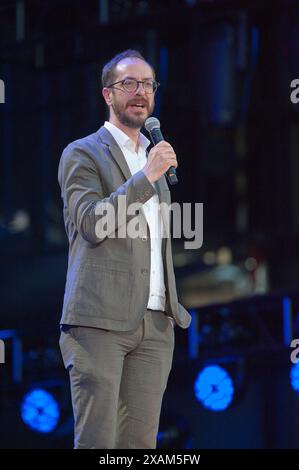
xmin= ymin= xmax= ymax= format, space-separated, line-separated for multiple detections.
xmin=194 ymin=365 xmax=234 ymax=411
xmin=290 ymin=363 xmax=299 ymax=394
xmin=20 ymin=388 xmax=60 ymax=433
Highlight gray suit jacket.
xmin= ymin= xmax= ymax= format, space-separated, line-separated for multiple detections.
xmin=58 ymin=126 xmax=192 ymax=330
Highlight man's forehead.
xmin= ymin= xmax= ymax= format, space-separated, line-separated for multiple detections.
xmin=115 ymin=57 xmax=154 ymax=78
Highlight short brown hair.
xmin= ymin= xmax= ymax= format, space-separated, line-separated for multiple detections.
xmin=101 ymin=49 xmax=155 ymax=88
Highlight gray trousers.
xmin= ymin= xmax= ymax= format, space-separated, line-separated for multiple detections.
xmin=59 ymin=309 xmax=175 ymax=449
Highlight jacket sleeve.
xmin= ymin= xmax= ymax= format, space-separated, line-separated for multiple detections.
xmin=58 ymin=143 xmax=156 ymax=244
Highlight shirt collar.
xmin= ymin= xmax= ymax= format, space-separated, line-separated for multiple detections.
xmin=104 ymin=121 xmax=150 ymax=153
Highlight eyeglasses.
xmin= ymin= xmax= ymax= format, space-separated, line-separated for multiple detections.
xmin=106 ymin=78 xmax=160 ymax=94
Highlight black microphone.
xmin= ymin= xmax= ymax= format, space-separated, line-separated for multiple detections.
xmin=144 ymin=117 xmax=178 ymax=185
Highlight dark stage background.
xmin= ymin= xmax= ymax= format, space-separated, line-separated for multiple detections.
xmin=1 ymin=0 xmax=299 ymax=449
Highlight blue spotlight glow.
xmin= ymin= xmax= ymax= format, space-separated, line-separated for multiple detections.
xmin=21 ymin=388 xmax=60 ymax=433
xmin=290 ymin=363 xmax=299 ymax=394
xmin=194 ymin=365 xmax=234 ymax=411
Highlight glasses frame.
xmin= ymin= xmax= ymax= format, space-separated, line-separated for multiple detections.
xmin=106 ymin=78 xmax=160 ymax=94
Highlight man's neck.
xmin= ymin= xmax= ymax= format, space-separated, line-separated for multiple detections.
xmin=109 ymin=118 xmax=140 ymax=152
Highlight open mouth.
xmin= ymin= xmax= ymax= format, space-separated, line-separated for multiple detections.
xmin=128 ymin=103 xmax=146 ymax=110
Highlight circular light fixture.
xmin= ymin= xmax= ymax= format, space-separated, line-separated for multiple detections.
xmin=194 ymin=365 xmax=234 ymax=411
xmin=290 ymin=363 xmax=299 ymax=394
xmin=20 ymin=388 xmax=60 ymax=433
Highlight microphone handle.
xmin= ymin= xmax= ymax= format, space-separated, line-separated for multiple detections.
xmin=149 ymin=128 xmax=178 ymax=185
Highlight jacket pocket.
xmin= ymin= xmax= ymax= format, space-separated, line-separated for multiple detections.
xmin=72 ymin=262 xmax=133 ymax=321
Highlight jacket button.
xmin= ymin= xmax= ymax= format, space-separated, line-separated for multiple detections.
xmin=141 ymin=236 xmax=147 ymax=241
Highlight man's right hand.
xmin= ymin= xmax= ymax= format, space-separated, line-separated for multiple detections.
xmin=142 ymin=141 xmax=178 ymax=184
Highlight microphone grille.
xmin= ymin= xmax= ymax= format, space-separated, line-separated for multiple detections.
xmin=145 ymin=117 xmax=160 ymax=132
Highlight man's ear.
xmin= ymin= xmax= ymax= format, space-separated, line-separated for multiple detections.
xmin=102 ymin=87 xmax=112 ymax=106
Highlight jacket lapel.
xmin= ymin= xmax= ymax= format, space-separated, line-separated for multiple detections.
xmin=154 ymin=174 xmax=171 ymax=238
xmin=97 ymin=126 xmax=132 ymax=181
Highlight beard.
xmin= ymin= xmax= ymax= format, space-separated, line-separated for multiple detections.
xmin=111 ymin=99 xmax=154 ymax=129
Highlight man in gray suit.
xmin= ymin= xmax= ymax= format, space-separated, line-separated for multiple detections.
xmin=58 ymin=49 xmax=191 ymax=449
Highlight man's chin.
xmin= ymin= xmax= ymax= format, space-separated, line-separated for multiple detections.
xmin=120 ymin=115 xmax=148 ymax=129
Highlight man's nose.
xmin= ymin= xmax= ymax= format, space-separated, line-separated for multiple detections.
xmin=135 ymin=82 xmax=146 ymax=95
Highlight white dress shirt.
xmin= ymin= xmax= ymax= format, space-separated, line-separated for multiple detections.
xmin=104 ymin=121 xmax=166 ymax=312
